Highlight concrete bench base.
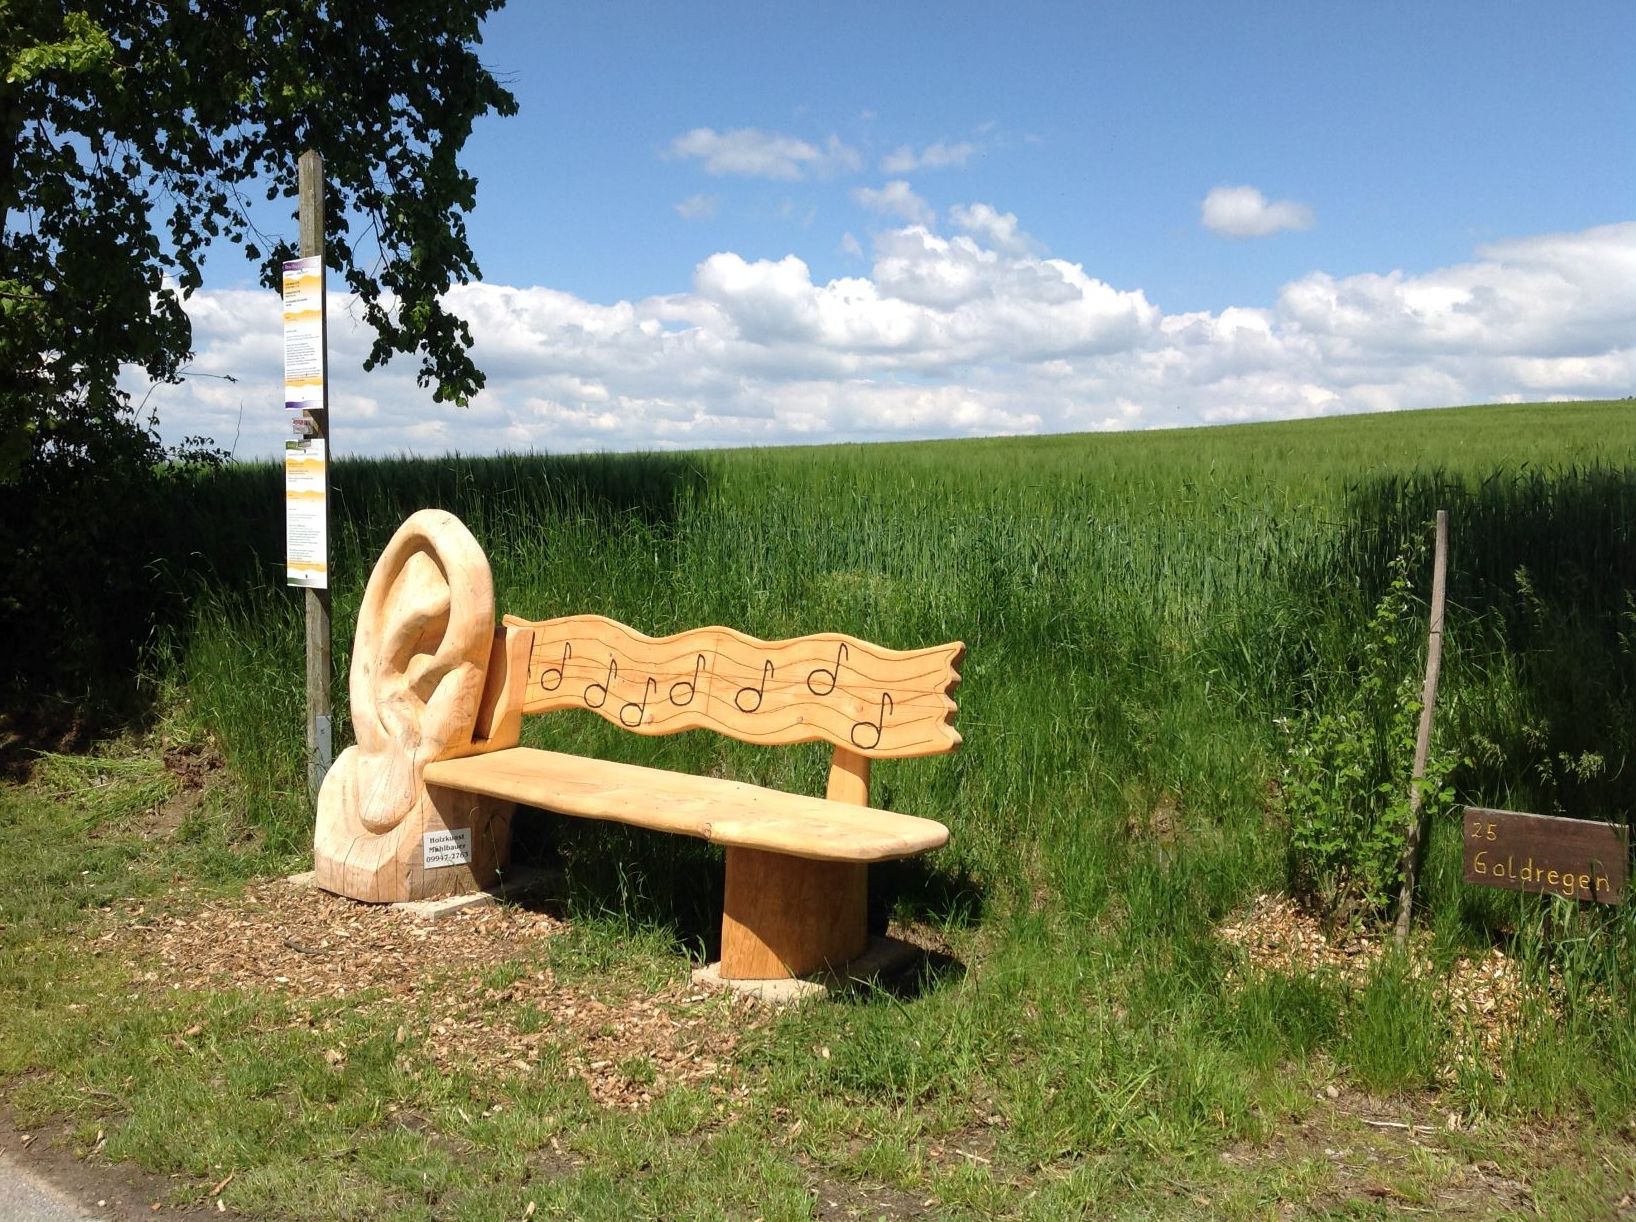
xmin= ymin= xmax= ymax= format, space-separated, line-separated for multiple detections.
xmin=691 ymin=935 xmax=925 ymax=1004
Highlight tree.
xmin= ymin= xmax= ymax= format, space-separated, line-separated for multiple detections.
xmin=0 ymin=0 xmax=517 ymax=478
xmin=0 ymin=2 xmax=515 ymax=704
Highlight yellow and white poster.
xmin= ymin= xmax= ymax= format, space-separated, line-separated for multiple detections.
xmin=285 ymin=438 xmax=328 ymax=589
xmin=282 ymin=255 xmax=325 ymax=410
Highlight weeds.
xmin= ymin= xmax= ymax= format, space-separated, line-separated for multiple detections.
xmin=1339 ymin=954 xmax=1448 ymax=1092
xmin=1281 ymin=542 xmax=1459 ymax=925
xmin=3 ymin=401 xmax=1636 ymax=1214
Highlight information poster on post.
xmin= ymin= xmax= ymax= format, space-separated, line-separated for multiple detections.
xmin=282 ymin=255 xmax=324 ymax=410
xmin=285 ymin=438 xmax=328 ymax=589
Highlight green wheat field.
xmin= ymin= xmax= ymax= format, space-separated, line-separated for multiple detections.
xmin=4 ymin=399 xmax=1635 ymax=1216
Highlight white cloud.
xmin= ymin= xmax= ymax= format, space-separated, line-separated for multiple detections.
xmin=852 ymin=180 xmax=936 ymax=227
xmin=838 ymin=232 xmax=864 ymax=258
xmin=948 ymin=203 xmax=1036 ymax=255
xmin=674 ymin=193 xmax=718 ymax=220
xmin=139 ymin=221 xmax=1636 ymax=459
xmin=881 ymin=140 xmax=977 ymax=174
xmin=777 ymin=198 xmax=817 ymax=228
xmin=1201 ymin=185 xmax=1316 ymax=238
xmin=666 ymin=127 xmax=861 ymax=180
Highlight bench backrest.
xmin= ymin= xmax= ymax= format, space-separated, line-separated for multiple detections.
xmin=318 ymin=509 xmax=960 ymax=898
xmin=501 ymin=614 xmax=963 ymax=760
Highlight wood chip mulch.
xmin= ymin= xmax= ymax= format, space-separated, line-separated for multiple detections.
xmin=95 ymin=879 xmax=763 ymax=1111
xmin=1216 ymin=894 xmax=1530 ymax=1078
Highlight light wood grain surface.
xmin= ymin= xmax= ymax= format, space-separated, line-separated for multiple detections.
xmin=720 ymin=848 xmax=868 ymax=978
xmin=505 ymin=614 xmax=963 ymax=758
xmin=313 ymin=509 xmax=514 ymax=902
xmin=424 ymin=747 xmax=950 ymax=862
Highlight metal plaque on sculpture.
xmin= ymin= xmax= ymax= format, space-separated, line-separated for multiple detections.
xmin=1462 ymin=807 xmax=1627 ymax=904
xmin=422 ymin=827 xmax=473 ymax=870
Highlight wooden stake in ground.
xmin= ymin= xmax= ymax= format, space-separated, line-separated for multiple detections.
xmin=299 ymin=149 xmax=332 ymax=800
xmin=1394 ymin=508 xmax=1449 ymax=948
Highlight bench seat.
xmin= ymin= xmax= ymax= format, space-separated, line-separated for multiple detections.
xmin=313 ymin=509 xmax=965 ymax=980
xmin=424 ymin=748 xmax=950 ymax=862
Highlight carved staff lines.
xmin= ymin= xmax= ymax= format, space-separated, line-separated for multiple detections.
xmin=503 ymin=614 xmax=963 ymax=759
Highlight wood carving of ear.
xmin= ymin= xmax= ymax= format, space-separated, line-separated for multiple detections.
xmin=347 ymin=510 xmax=495 ymax=834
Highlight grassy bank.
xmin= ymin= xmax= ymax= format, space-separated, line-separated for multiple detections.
xmin=175 ymin=401 xmax=1636 ymax=931
xmin=4 ymin=399 xmax=1636 ymax=1215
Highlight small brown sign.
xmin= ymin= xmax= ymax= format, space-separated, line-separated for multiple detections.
xmin=1462 ymin=807 xmax=1628 ymax=904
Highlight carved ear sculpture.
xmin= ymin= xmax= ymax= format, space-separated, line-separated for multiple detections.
xmin=314 ymin=510 xmax=513 ymax=902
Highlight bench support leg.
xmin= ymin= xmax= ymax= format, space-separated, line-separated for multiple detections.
xmin=719 ymin=847 xmax=868 ymax=979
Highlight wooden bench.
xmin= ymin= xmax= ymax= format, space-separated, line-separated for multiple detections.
xmin=314 ymin=509 xmax=964 ymax=980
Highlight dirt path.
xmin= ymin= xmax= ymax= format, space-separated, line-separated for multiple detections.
xmin=0 ymin=1151 xmax=94 ymax=1221
xmin=0 ymin=1123 xmax=196 ymax=1220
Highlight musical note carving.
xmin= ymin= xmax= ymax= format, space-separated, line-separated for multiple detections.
xmin=670 ymin=654 xmax=705 ymax=707
xmin=806 ymin=642 xmax=849 ymax=696
xmin=585 ymin=657 xmax=616 ymax=709
xmin=620 ymin=677 xmax=658 ymax=727
xmin=736 ymin=659 xmax=774 ymax=713
xmin=850 ymin=692 xmax=894 ymax=750
xmin=509 ymin=614 xmax=963 ymax=758
xmin=538 ymin=642 xmax=570 ymax=692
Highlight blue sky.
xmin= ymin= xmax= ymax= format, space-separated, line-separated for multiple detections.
xmin=158 ymin=1 xmax=1636 ymax=458
xmin=463 ymin=1 xmax=1630 ymax=309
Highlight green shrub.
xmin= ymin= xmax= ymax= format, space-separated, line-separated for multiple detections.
xmin=1281 ymin=543 xmax=1457 ymax=925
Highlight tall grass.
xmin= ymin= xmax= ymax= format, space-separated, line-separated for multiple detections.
xmin=157 ymin=402 xmax=1634 ymax=906
xmin=131 ymin=399 xmax=1636 ymax=1124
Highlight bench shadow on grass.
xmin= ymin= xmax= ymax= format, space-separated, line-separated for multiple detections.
xmin=508 ymin=813 xmax=978 ymax=1000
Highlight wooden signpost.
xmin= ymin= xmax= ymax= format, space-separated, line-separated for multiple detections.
xmin=285 ymin=149 xmax=331 ymax=799
xmin=1393 ymin=509 xmax=1449 ymax=946
xmin=1462 ymin=807 xmax=1628 ymax=905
